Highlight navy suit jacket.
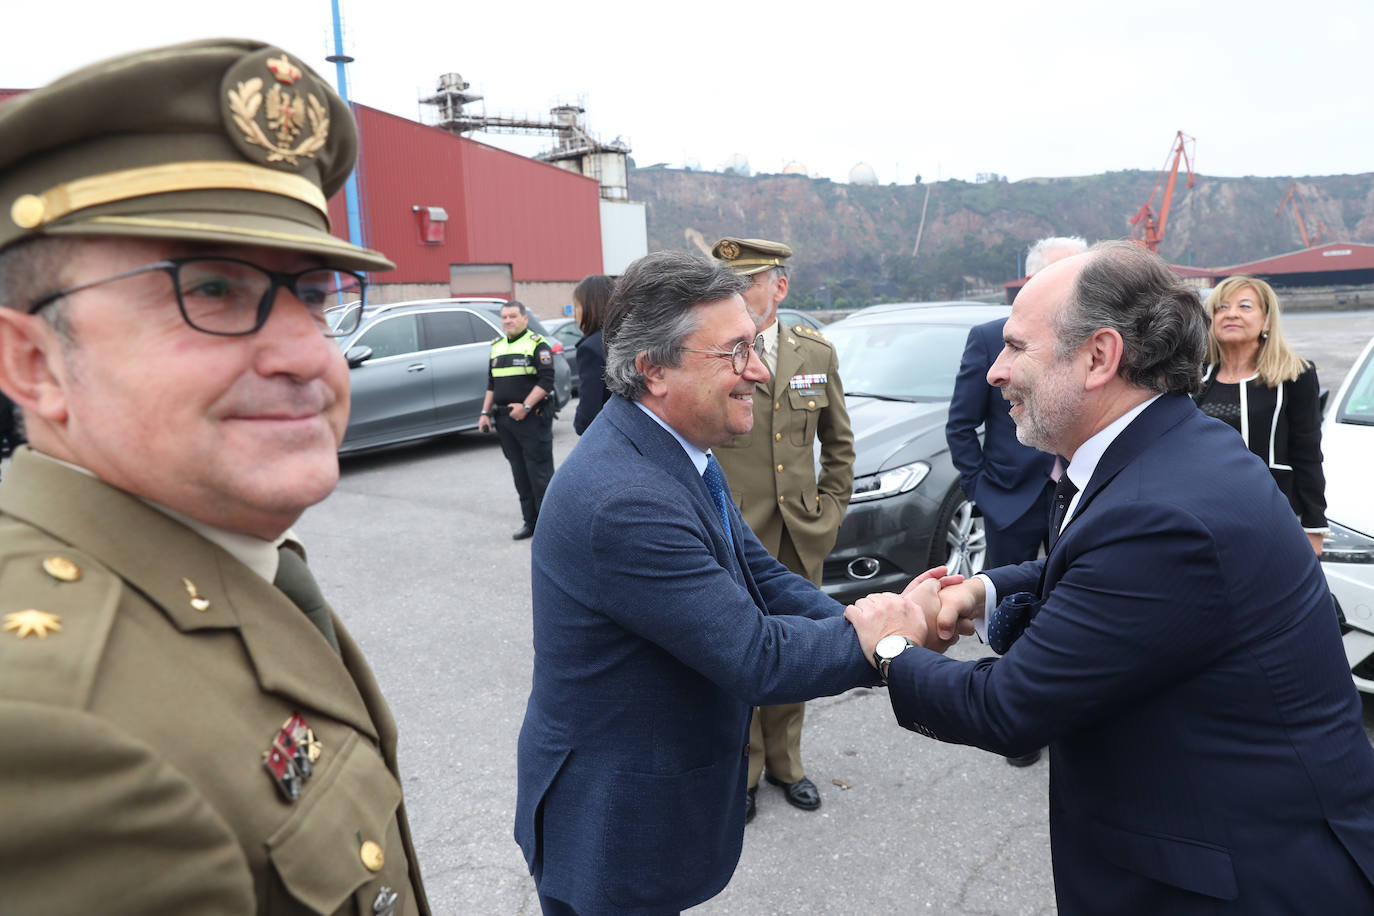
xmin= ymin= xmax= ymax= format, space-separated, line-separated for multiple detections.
xmin=890 ymin=394 xmax=1374 ymax=914
xmin=573 ymin=329 xmax=608 ymax=435
xmin=945 ymin=318 xmax=1056 ymax=527
xmin=515 ymin=395 xmax=878 ymax=914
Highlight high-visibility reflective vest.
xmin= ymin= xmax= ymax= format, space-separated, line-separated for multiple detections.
xmin=490 ymin=330 xmax=546 ymax=378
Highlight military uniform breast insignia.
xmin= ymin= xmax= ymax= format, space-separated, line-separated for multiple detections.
xmin=790 ymin=374 xmax=827 ymax=389
xmin=3 ymin=609 xmax=63 ymax=639
xmin=224 ymin=50 xmax=329 ymax=168
xmin=372 ymin=886 xmax=399 ymax=915
xmin=262 ymin=713 xmax=322 ymax=801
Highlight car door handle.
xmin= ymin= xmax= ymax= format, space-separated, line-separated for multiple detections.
xmin=406 ymin=364 xmax=427 ymax=372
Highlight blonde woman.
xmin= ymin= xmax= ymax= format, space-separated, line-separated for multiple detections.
xmin=1195 ymin=276 xmax=1327 ymax=554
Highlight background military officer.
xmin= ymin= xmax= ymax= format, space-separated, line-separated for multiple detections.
xmin=710 ymin=237 xmax=855 ymax=822
xmin=0 ymin=40 xmax=429 ymax=914
xmin=478 ymin=301 xmax=556 ymax=540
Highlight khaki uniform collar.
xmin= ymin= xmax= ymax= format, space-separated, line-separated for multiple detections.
xmin=0 ymin=448 xmax=377 ymax=739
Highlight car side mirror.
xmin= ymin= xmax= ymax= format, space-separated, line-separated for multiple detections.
xmin=345 ymin=345 xmax=373 ymax=369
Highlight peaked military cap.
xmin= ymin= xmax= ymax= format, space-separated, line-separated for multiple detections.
xmin=711 ymin=237 xmax=793 ymax=276
xmin=0 ymin=38 xmax=394 ymax=272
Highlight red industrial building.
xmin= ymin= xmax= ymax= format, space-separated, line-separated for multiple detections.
xmin=0 ymin=89 xmax=610 ymax=318
xmin=334 ymin=104 xmax=606 ymax=315
xmin=1006 ymin=242 xmax=1374 ymax=306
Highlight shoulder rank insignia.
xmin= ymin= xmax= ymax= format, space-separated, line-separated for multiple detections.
xmin=4 ymin=609 xmax=62 ymax=639
xmin=263 ymin=713 xmax=322 ymax=801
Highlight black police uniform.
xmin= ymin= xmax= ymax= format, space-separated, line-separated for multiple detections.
xmin=488 ymin=328 xmax=557 ymax=531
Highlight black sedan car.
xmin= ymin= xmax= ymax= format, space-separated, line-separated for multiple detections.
xmin=819 ymin=302 xmax=1010 ymax=604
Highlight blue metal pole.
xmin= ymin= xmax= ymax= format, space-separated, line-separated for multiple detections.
xmin=328 ymin=0 xmax=364 ymax=253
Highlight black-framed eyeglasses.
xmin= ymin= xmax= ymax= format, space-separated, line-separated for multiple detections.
xmin=26 ymin=256 xmax=368 ymax=338
xmin=676 ymin=338 xmax=757 ymax=375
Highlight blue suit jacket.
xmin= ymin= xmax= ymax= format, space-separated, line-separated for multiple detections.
xmin=891 ymin=394 xmax=1374 ymax=914
xmin=515 ymin=395 xmax=878 ymax=914
xmin=945 ymin=318 xmax=1056 ymax=527
xmin=573 ymin=329 xmax=608 ymax=436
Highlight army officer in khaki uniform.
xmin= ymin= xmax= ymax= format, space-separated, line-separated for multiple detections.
xmin=710 ymin=238 xmax=855 ymax=823
xmin=0 ymin=40 xmax=429 ymax=914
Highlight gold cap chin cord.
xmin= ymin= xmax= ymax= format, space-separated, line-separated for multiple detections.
xmin=10 ymin=161 xmax=329 ymax=230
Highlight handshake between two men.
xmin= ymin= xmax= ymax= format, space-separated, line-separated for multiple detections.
xmin=844 ymin=565 xmax=984 ymax=667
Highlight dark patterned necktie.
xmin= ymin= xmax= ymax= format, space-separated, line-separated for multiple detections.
xmin=275 ymin=545 xmax=341 ymax=654
xmin=703 ymin=455 xmax=733 ymax=543
xmin=1048 ymin=475 xmax=1079 ymax=552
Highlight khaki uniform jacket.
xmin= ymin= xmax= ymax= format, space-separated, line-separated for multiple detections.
xmin=0 ymin=449 xmax=430 ymax=916
xmin=714 ymin=323 xmax=855 ymax=582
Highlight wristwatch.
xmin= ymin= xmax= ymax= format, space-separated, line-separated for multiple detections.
xmin=874 ymin=634 xmax=917 ymax=684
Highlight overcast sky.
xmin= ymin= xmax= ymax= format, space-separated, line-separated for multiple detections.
xmin=6 ymin=1 xmax=1371 ymax=185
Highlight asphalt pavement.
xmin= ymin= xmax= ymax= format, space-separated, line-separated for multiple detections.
xmin=291 ymin=310 xmax=1374 ymax=914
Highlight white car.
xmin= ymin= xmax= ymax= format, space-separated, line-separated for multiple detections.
xmin=1322 ymin=334 xmax=1374 ymax=693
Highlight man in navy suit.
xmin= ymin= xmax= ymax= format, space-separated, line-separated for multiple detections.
xmin=945 ymin=235 xmax=1084 ymax=767
xmin=851 ymin=241 xmax=1374 ymax=913
xmin=514 ymin=251 xmax=928 ymax=915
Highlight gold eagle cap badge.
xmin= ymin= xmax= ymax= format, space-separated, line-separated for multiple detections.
xmin=223 ymin=48 xmax=329 ymax=168
xmin=717 ymin=240 xmax=741 ymax=260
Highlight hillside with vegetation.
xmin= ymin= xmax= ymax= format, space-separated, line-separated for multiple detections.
xmin=628 ymin=167 xmax=1374 ymax=308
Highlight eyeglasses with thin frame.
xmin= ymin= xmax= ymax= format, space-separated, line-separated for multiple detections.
xmin=676 ymin=337 xmax=759 ymax=375
xmin=25 ymin=256 xmax=368 ymax=338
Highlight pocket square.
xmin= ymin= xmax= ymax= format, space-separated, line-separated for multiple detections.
xmin=988 ymin=591 xmax=1039 ymax=655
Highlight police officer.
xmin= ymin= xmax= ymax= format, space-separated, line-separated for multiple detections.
xmin=478 ymin=301 xmax=556 ymax=540
xmin=710 ymin=237 xmax=855 ymax=823
xmin=0 ymin=40 xmax=429 ymax=914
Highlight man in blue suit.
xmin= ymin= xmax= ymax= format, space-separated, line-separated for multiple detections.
xmin=851 ymin=241 xmax=1374 ymax=913
xmin=515 ymin=251 xmax=926 ymax=915
xmin=946 ymin=235 xmax=1084 ymax=768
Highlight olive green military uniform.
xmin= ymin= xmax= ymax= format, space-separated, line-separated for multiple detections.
xmin=0 ymin=39 xmax=425 ymax=914
xmin=0 ymin=451 xmax=429 ymax=914
xmin=711 ymin=238 xmax=855 ymax=790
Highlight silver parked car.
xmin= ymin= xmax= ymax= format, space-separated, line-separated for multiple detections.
xmin=332 ymin=298 xmax=571 ymax=454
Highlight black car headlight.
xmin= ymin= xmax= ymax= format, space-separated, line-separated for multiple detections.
xmin=1324 ymin=522 xmax=1374 ymax=564
xmin=850 ymin=461 xmax=931 ymax=503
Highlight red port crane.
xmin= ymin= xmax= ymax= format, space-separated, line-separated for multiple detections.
xmin=1128 ymin=130 xmax=1196 ymax=253
xmin=1276 ymin=182 xmax=1328 ymax=249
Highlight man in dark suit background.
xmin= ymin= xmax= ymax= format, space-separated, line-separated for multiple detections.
xmin=514 ymin=251 xmax=926 ymax=915
xmin=851 ymin=241 xmax=1374 ymax=913
xmin=945 ymin=235 xmax=1085 ymax=767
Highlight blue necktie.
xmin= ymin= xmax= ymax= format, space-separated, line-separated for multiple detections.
xmin=703 ymin=455 xmax=733 ymax=543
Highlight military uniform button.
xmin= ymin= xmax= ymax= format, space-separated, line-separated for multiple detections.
xmin=774 ymin=433 xmax=782 ymax=441
xmin=776 ymin=464 xmax=784 ymax=473
xmin=778 ymin=496 xmax=786 ymax=504
xmin=360 ymin=840 xmax=385 ymax=871
xmin=808 ymin=400 xmax=816 ymax=408
xmin=42 ymin=556 xmax=82 ymax=582
xmin=774 ymin=402 xmax=780 ymax=410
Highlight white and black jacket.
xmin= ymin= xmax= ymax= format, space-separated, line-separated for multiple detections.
xmin=1196 ymin=363 xmax=1328 ymax=532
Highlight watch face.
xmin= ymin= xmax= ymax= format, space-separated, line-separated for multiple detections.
xmin=876 ymin=634 xmax=909 ymax=659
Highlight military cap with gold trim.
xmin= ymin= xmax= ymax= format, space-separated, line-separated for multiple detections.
xmin=711 ymin=237 xmax=793 ymax=276
xmin=0 ymin=38 xmax=393 ymax=272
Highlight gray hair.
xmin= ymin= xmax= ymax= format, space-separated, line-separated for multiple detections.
xmin=1026 ymin=235 xmax=1088 ymax=277
xmin=604 ymin=250 xmax=748 ymax=400
xmin=0 ymin=236 xmax=78 ymax=346
xmin=1053 ymin=241 xmax=1207 ymax=395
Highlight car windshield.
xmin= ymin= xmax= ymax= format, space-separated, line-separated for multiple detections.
xmin=1337 ymin=345 xmax=1374 ymax=426
xmin=826 ymin=321 xmax=973 ymax=401
xmin=327 ymin=301 xmax=362 ymax=333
